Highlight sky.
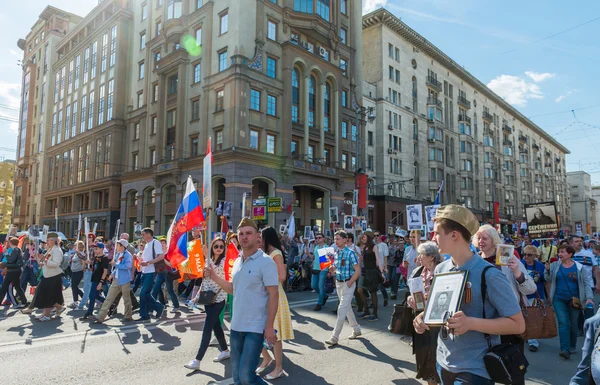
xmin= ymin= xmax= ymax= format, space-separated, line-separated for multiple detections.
xmin=1 ymin=0 xmax=599 ymax=183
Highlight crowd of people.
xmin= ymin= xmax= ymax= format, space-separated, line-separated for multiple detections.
xmin=2 ymin=208 xmax=600 ymax=384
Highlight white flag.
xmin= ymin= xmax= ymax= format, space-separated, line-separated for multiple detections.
xmin=287 ymin=212 xmax=295 ymax=238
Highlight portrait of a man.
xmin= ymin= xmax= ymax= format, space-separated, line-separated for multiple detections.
xmin=429 ymin=291 xmax=452 ymax=320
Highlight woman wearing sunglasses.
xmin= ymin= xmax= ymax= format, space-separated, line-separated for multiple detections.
xmin=407 ymin=241 xmax=443 ymax=385
xmin=184 ymin=237 xmax=230 ymax=371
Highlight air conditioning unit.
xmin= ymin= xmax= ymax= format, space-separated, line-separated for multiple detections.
xmin=306 ymin=42 xmax=314 ymax=53
xmin=388 ymin=124 xmax=393 ymax=130
xmin=428 ymin=138 xmax=435 ymax=143
xmin=393 ymin=150 xmax=398 ymax=155
xmin=319 ymin=46 xmax=327 ymax=58
xmin=387 ymin=149 xmax=394 ymax=154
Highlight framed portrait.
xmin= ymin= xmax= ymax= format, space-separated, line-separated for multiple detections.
xmin=496 ymin=244 xmax=515 ymax=266
xmin=343 ymin=215 xmax=354 ymax=231
xmin=303 ymin=226 xmax=311 ymax=240
xmin=279 ymin=224 xmax=287 ymax=235
xmin=406 ymin=204 xmax=423 ymax=231
xmin=424 ymin=270 xmax=469 ymax=326
xmin=329 ymin=207 xmax=339 ymax=223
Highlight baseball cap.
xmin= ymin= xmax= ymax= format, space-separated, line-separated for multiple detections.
xmin=94 ymin=242 xmax=105 ymax=249
xmin=117 ymin=239 xmax=129 ymax=248
xmin=433 ymin=204 xmax=480 ymax=236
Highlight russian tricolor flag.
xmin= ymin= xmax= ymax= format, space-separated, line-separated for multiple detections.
xmin=165 ymin=176 xmax=205 ymax=267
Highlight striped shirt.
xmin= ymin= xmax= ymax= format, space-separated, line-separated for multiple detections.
xmin=334 ymin=246 xmax=359 ymax=281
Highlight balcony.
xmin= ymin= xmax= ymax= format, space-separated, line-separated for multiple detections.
xmin=482 ymin=111 xmax=493 ymax=122
xmin=426 ymin=76 xmax=442 ymax=92
xmin=426 ymin=97 xmax=442 ymax=108
xmin=519 ymin=147 xmax=528 ymax=154
xmin=457 ymin=96 xmax=471 ymax=109
xmin=502 ymin=124 xmax=512 ymax=133
xmin=503 ymin=139 xmax=512 ymax=146
xmin=458 ymin=114 xmax=472 ymax=124
xmin=545 ymin=150 xmax=551 ymax=158
xmin=555 ymin=157 xmax=561 ymax=163
xmin=532 ymin=143 xmax=540 ymax=151
xmin=156 ymin=48 xmax=189 ymax=74
xmin=519 ymin=135 xmax=528 ymax=143
xmin=292 ymin=120 xmax=305 ymax=134
xmin=290 ymin=158 xmax=338 ymax=176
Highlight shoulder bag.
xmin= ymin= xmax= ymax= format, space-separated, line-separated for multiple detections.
xmin=481 ymin=266 xmax=529 ymax=385
xmin=196 ymin=287 xmax=223 ymax=305
xmin=151 ymin=241 xmax=169 ymax=273
xmin=388 ymin=291 xmax=415 ymax=335
xmin=519 ymin=292 xmax=557 ymax=340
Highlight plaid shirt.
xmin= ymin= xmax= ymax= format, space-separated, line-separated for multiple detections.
xmin=334 ymin=246 xmax=359 ymax=281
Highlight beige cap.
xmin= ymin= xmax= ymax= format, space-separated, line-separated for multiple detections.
xmin=237 ymin=217 xmax=258 ymax=231
xmin=433 ymin=204 xmax=480 ymax=236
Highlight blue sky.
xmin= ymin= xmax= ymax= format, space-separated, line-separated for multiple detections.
xmin=1 ymin=0 xmax=599 ymax=183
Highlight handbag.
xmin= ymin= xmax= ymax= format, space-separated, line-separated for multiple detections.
xmin=388 ymin=291 xmax=415 ymax=335
xmin=196 ymin=288 xmax=223 ymax=305
xmin=151 ymin=241 xmax=169 ymax=273
xmin=519 ymin=294 xmax=557 ymax=340
xmin=559 ymin=264 xmax=583 ymax=309
xmin=481 ymin=266 xmax=528 ymax=384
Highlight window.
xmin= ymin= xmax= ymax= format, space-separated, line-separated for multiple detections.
xmin=167 ymin=0 xmax=182 ymax=19
xmin=104 ymin=134 xmax=112 ymax=177
xmin=340 ymin=28 xmax=347 ymax=44
xmin=389 ymin=66 xmax=394 ymax=80
xmin=316 ymin=0 xmax=330 ymax=21
xmin=290 ymin=141 xmax=298 ymax=156
xmin=218 ymin=50 xmax=227 ymax=72
xmin=191 ymin=99 xmax=200 ymax=120
xmin=267 ymin=20 xmax=277 ymax=41
xmin=308 ymin=76 xmax=315 ymax=127
xmin=137 ymin=92 xmax=143 ymax=108
xmin=141 ymin=3 xmax=147 ymax=20
xmin=292 ymin=69 xmax=299 ymax=122
xmin=250 ymin=130 xmax=259 ymax=150
xmin=134 ymin=122 xmax=140 ymax=140
xmin=367 ymin=155 xmax=373 ymax=170
xmin=341 ymin=153 xmax=347 ymax=169
xmin=323 ymin=83 xmax=331 ymax=131
xmin=250 ymin=89 xmax=261 ymax=111
xmin=341 ymin=0 xmax=347 ymax=14
xmin=80 ymin=95 xmax=87 ymax=133
xmin=341 ymin=121 xmax=347 ymax=139
xmin=388 ymin=44 xmax=393 ymax=58
xmin=193 ymin=63 xmax=201 ymax=83
xmin=67 ymin=60 xmax=73 ymax=95
xmin=307 ymin=145 xmax=314 ymax=162
xmin=139 ymin=61 xmax=145 ymax=79
xmin=88 ymin=91 xmax=95 ymax=129
xmin=150 ymin=149 xmax=156 ymax=166
xmin=351 ymin=155 xmax=356 ymax=171
xmin=153 ymin=84 xmax=159 ymax=102
xmin=132 ymin=153 xmax=139 ymax=170
xmin=395 ymin=47 xmax=400 ymax=61
xmin=216 ymin=130 xmax=223 ymax=150
xmin=395 ymin=70 xmax=400 ymax=84
xmin=140 ymin=32 xmax=146 ymax=50
xmin=341 ymin=90 xmax=347 ymax=108
xmin=71 ymin=101 xmax=77 ymax=137
xmin=267 ymin=95 xmax=277 ymax=116
xmin=220 ymin=12 xmax=228 ymax=34
xmin=97 ymin=84 xmax=105 ymax=125
xmin=101 ymin=33 xmax=108 ymax=73
xmin=266 ymin=134 xmax=275 ymax=154
xmin=191 ymin=137 xmax=199 ymax=156
xmin=216 ymin=90 xmax=224 ymax=111
xmin=340 ymin=58 xmax=347 ymax=76
xmin=368 ymin=131 xmax=373 ymax=146
xmin=294 ymin=0 xmax=314 ymax=13
xmin=156 ymin=21 xmax=162 ymax=36
xmin=151 ymin=116 xmax=157 ymax=134
xmin=351 ymin=124 xmax=357 ymax=141
xmin=91 ymin=42 xmax=97 ymax=80
xmin=168 ymin=74 xmax=178 ymax=95
xmin=267 ymin=57 xmax=276 ymax=78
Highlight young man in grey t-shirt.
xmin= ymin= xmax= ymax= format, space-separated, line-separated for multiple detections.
xmin=414 ymin=205 xmax=525 ymax=384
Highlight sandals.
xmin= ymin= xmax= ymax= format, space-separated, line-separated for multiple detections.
xmin=255 ymin=359 xmax=274 ymax=375
xmin=36 ymin=315 xmax=52 ymax=322
xmin=265 ymin=370 xmax=286 ymax=380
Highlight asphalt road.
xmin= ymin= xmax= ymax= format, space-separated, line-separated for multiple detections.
xmin=0 ymin=288 xmax=585 ymax=385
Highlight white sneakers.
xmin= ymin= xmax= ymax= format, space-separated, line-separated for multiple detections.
xmin=326 ymin=330 xmax=361 ymax=345
xmin=348 ymin=330 xmax=362 ymax=339
xmin=184 ymin=359 xmax=200 ymax=371
xmin=324 ymin=337 xmax=339 ymax=346
xmin=213 ymin=350 xmax=231 ymax=362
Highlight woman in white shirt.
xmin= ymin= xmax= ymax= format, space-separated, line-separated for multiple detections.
xmin=33 ymin=236 xmax=66 ymax=321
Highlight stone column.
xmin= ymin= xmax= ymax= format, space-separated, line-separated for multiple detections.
xmin=303 ymin=75 xmax=310 ymax=159
xmin=332 ymin=87 xmax=339 ymax=165
xmin=318 ymin=83 xmax=325 ymax=159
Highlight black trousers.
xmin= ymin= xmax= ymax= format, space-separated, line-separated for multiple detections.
xmin=0 ymin=270 xmax=28 ymax=305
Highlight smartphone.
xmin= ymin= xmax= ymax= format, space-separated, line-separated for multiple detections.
xmin=263 ymin=329 xmax=278 ymax=350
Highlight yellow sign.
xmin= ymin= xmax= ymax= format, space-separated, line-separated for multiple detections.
xmin=267 ymin=197 xmax=283 ymax=213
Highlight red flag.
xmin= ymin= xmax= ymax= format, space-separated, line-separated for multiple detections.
xmin=221 ymin=216 xmax=229 ymax=234
xmin=224 ymin=242 xmax=239 ymax=281
xmin=17 ymin=235 xmax=25 ymax=249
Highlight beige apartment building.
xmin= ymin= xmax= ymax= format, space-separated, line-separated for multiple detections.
xmin=0 ymin=160 xmax=15 ymax=233
xmin=567 ymin=171 xmax=597 ymax=235
xmin=362 ymin=8 xmax=571 ymax=233
xmin=15 ymin=0 xmax=364 ymax=236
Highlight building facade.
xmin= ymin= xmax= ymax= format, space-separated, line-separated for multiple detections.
xmin=0 ymin=160 xmax=15 ymax=232
xmin=14 ymin=7 xmax=83 ymax=231
xmin=362 ymin=9 xmax=571 ymax=233
xmin=567 ymin=171 xmax=597 ymax=235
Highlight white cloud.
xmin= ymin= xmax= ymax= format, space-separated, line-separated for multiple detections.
xmin=555 ymin=89 xmax=578 ymax=103
xmin=487 ymin=75 xmax=544 ymax=107
xmin=363 ymin=0 xmax=388 ymax=14
xmin=0 ymin=82 xmax=21 ymax=134
xmin=525 ymin=71 xmax=556 ymax=83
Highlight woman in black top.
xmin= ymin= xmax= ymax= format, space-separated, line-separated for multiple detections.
xmin=355 ymin=232 xmax=385 ymax=321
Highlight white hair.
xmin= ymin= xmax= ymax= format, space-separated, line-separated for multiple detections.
xmin=473 ymin=224 xmax=502 ymax=248
xmin=416 ymin=241 xmax=443 ymax=264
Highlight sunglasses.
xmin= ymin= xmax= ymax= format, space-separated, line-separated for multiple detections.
xmin=213 ymin=245 xmax=225 ymax=249
xmin=523 ymin=253 xmax=536 ymax=257
xmin=316 ymin=236 xmax=323 ymax=239
xmin=441 ymin=311 xmax=455 ymax=341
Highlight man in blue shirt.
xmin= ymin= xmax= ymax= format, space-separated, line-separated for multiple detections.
xmin=312 ymin=232 xmax=329 ymax=311
xmin=414 ymin=205 xmax=525 ymax=384
xmin=325 ymin=230 xmax=361 ymax=346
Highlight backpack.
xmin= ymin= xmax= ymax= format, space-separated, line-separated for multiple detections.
xmin=59 ymin=251 xmax=70 ymax=271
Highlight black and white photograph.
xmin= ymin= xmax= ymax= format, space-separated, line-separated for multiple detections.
xmin=524 ymin=201 xmax=558 ymax=237
xmin=424 ymin=270 xmax=468 ymax=325
xmin=223 ymin=201 xmax=233 ymax=218
xmin=215 ymin=201 xmax=224 ymax=216
xmin=303 ymin=226 xmax=312 ymax=240
xmin=496 ymin=244 xmax=515 ymax=266
xmin=424 ymin=204 xmax=440 ymax=233
xmin=344 ymin=215 xmax=354 ymax=232
xmin=329 ymin=207 xmax=339 ymax=223
xmin=361 ymin=220 xmax=367 ymax=232
xmin=279 ymin=224 xmax=287 ymax=235
xmin=41 ymin=225 xmax=50 ymax=243
xmin=406 ymin=204 xmax=423 ymax=231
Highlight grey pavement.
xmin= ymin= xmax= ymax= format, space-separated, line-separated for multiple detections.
xmin=0 ymin=287 xmax=585 ymax=385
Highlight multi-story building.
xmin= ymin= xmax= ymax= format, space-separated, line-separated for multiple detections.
xmin=568 ymin=171 xmax=597 ymax=235
xmin=119 ymin=0 xmax=363 ymax=236
xmin=0 ymin=160 xmax=15 ymax=232
xmin=14 ymin=7 xmax=83 ymax=230
xmin=362 ymin=8 xmax=570 ymax=233
xmin=592 ymin=186 xmax=600 ymax=235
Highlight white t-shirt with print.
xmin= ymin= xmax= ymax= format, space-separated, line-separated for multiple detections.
xmin=141 ymin=239 xmax=163 ymax=274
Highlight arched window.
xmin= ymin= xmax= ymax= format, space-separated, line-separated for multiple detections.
xmin=128 ymin=191 xmax=138 ymax=207
xmin=308 ymin=76 xmax=316 ymax=128
xmin=412 ymin=76 xmax=417 ymax=94
xmin=165 ymin=185 xmax=176 ymax=202
xmin=323 ymin=83 xmax=331 ymax=132
xmin=412 ymin=118 xmax=418 ymax=137
xmin=145 ymin=188 xmax=155 ymax=204
xmin=292 ymin=69 xmax=300 ymax=122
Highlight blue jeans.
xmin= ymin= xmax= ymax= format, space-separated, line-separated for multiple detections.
xmin=386 ymin=265 xmax=399 ymax=296
xmin=20 ymin=263 xmax=39 ymax=292
xmin=140 ymin=272 xmax=163 ymax=319
xmin=230 ymin=330 xmax=268 ymax=385
xmin=436 ymin=364 xmax=494 ymax=385
xmin=195 ymin=300 xmax=228 ymax=360
xmin=78 ymin=271 xmax=93 ymax=310
xmin=311 ymin=269 xmax=328 ymax=306
xmin=553 ymin=296 xmax=580 ymax=352
xmin=152 ymin=271 xmax=180 ymax=308
xmin=85 ymin=281 xmax=105 ymax=316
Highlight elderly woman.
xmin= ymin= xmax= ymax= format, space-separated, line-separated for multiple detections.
xmin=33 ymin=236 xmax=66 ymax=321
xmin=407 ymin=241 xmax=443 ymax=385
xmin=520 ymin=245 xmax=547 ymax=352
xmin=545 ymin=245 xmax=593 ymax=360
xmin=474 ymin=225 xmax=536 ymax=355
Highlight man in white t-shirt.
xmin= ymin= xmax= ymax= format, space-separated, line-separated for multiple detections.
xmin=374 ymin=231 xmax=389 ymax=306
xmin=135 ymin=228 xmax=165 ymax=322
xmin=403 ymin=230 xmax=420 ymax=279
